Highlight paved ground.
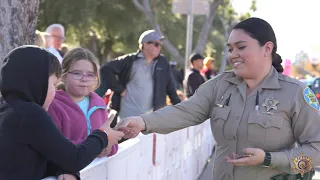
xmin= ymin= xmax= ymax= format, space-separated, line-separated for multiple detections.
xmin=198 ymin=154 xmax=320 ymax=180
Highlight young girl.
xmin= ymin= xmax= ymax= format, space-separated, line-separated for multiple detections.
xmin=48 ymin=48 xmax=118 ymax=158
xmin=0 ymin=46 xmax=124 ymax=180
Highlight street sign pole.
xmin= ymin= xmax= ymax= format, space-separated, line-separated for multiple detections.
xmin=172 ymin=0 xmax=209 ymax=81
xmin=185 ymin=0 xmax=194 ymax=74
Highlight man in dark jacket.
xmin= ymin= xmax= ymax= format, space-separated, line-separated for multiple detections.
xmin=96 ymin=30 xmax=180 ymax=120
xmin=169 ymin=61 xmax=184 ymax=90
xmin=184 ymin=53 xmax=206 ymax=98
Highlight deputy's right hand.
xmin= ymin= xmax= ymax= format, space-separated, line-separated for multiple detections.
xmin=100 ymin=113 xmax=124 ymax=145
xmin=115 ymin=116 xmax=146 ymax=139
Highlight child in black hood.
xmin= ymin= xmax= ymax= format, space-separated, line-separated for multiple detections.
xmin=0 ymin=46 xmax=124 ymax=180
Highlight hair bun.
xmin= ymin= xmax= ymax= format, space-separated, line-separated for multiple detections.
xmin=272 ymin=53 xmax=283 ymax=73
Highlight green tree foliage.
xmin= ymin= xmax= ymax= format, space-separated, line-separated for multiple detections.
xmin=37 ymin=0 xmax=254 ymax=67
xmin=38 ymin=0 xmax=147 ymax=64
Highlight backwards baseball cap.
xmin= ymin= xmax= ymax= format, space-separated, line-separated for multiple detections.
xmin=189 ymin=53 xmax=204 ymax=63
xmin=138 ymin=30 xmax=165 ymax=44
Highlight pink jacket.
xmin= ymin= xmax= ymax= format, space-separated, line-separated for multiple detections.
xmin=48 ymin=90 xmax=118 ymax=156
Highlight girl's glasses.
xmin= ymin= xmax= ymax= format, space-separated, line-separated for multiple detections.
xmin=68 ymin=71 xmax=97 ymax=81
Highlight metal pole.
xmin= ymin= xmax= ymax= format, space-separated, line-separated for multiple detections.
xmin=184 ymin=0 xmax=194 ymax=74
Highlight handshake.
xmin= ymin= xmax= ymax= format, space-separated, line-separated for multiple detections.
xmin=99 ymin=112 xmax=147 ymax=146
xmin=57 ymin=113 xmax=147 ymax=180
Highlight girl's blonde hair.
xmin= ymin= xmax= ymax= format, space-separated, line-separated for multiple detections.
xmin=35 ymin=30 xmax=50 ymax=48
xmin=58 ymin=48 xmax=100 ymax=90
xmin=203 ymin=57 xmax=215 ymax=69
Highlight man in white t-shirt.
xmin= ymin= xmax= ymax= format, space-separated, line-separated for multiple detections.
xmin=45 ymin=24 xmax=65 ymax=64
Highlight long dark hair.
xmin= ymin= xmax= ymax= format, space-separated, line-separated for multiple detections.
xmin=233 ymin=17 xmax=283 ymax=73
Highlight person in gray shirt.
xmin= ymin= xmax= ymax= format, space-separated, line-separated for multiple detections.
xmin=97 ymin=30 xmax=180 ymax=122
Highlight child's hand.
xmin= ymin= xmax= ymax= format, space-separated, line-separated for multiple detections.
xmin=57 ymin=174 xmax=77 ymax=180
xmin=100 ymin=113 xmax=124 ymax=146
xmin=97 ymin=146 xmax=112 ymax=157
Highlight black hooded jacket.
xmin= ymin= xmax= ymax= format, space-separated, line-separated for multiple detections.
xmin=0 ymin=46 xmax=108 ymax=180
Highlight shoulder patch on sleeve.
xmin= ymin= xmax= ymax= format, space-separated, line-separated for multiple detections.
xmin=303 ymin=87 xmax=320 ymax=111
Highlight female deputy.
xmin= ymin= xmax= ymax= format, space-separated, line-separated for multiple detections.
xmin=116 ymin=18 xmax=320 ymax=180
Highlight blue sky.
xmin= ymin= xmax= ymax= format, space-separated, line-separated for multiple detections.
xmin=231 ymin=0 xmax=320 ymax=62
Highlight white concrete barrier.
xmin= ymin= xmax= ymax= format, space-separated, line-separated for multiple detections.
xmin=43 ymin=120 xmax=215 ymax=180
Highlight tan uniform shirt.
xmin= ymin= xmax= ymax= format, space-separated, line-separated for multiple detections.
xmin=141 ymin=67 xmax=320 ymax=180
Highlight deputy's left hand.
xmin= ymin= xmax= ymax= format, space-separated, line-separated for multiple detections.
xmin=226 ymin=148 xmax=265 ymax=166
xmin=115 ymin=116 xmax=145 ymax=139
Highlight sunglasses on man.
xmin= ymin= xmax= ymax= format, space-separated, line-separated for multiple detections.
xmin=147 ymin=41 xmax=161 ymax=47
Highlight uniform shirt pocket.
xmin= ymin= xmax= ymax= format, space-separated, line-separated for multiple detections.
xmin=247 ymin=111 xmax=285 ymax=146
xmin=210 ymin=106 xmax=231 ymax=144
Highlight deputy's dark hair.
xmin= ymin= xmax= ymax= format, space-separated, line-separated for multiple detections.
xmin=48 ymin=53 xmax=62 ymax=78
xmin=233 ymin=17 xmax=283 ymax=73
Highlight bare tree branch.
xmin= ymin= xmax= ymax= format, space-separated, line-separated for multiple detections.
xmin=217 ymin=15 xmax=238 ymax=73
xmin=132 ymin=0 xmax=144 ymax=12
xmin=142 ymin=0 xmax=152 ymax=14
xmin=141 ymin=0 xmax=155 ymax=27
xmin=132 ymin=0 xmax=184 ymax=64
xmin=132 ymin=0 xmax=224 ymax=64
xmin=193 ymin=0 xmax=224 ymax=54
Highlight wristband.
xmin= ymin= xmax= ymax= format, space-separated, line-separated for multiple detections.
xmin=262 ymin=152 xmax=271 ymax=167
xmin=99 ymin=128 xmax=109 ymax=144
